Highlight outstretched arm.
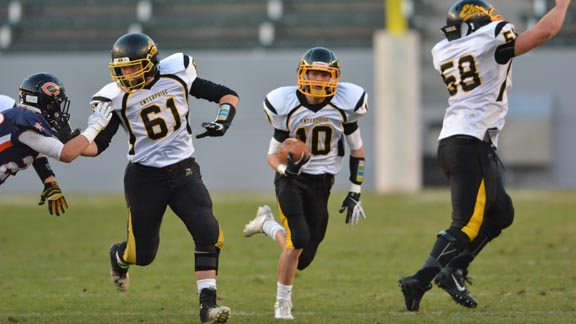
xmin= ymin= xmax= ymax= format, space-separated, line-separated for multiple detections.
xmin=20 ymin=102 xmax=113 ymax=162
xmin=515 ymin=0 xmax=571 ymax=56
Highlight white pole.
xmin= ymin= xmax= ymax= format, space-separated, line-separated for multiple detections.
xmin=373 ymin=30 xmax=421 ymax=193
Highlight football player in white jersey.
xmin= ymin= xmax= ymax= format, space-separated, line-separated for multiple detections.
xmin=0 ymin=73 xmax=112 ymax=215
xmin=400 ymin=0 xmax=571 ymax=312
xmin=80 ymin=33 xmax=238 ymax=324
xmin=242 ymin=47 xmax=368 ymax=320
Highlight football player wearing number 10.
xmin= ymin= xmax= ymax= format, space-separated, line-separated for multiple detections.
xmin=399 ymin=0 xmax=572 ymax=312
xmin=81 ymin=33 xmax=238 ymax=324
xmin=242 ymin=47 xmax=368 ymax=320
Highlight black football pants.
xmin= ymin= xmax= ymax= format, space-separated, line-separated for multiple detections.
xmin=438 ymin=135 xmax=514 ymax=244
xmin=119 ymin=157 xmax=223 ymax=267
xmin=274 ymin=172 xmax=334 ymax=270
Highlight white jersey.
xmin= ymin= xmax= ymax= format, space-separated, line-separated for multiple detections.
xmin=432 ymin=21 xmax=517 ymax=147
xmin=0 ymin=95 xmax=15 ymax=112
xmin=92 ymin=53 xmax=197 ymax=167
xmin=264 ymin=82 xmax=368 ymax=175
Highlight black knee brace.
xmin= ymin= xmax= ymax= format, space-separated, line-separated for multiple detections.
xmin=195 ymin=245 xmax=220 ymax=272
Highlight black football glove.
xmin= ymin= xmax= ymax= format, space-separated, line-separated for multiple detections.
xmin=38 ymin=182 xmax=68 ymax=216
xmin=285 ymin=151 xmax=309 ymax=177
xmin=196 ymin=122 xmax=228 ymax=139
xmin=339 ymin=192 xmax=366 ymax=225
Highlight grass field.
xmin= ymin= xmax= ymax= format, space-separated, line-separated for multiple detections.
xmin=1 ymin=190 xmax=575 ymax=324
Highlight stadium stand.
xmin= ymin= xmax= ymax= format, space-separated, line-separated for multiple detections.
xmin=4 ymin=0 xmax=137 ymax=51
xmin=0 ymin=0 xmax=385 ymax=52
xmin=0 ymin=2 xmax=8 ymax=21
xmin=0 ymin=0 xmax=573 ymax=52
xmin=141 ymin=0 xmax=268 ymax=49
xmin=272 ymin=0 xmax=385 ymax=48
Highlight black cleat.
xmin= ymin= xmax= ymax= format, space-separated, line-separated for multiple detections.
xmin=434 ymin=267 xmax=478 ymax=308
xmin=199 ymin=288 xmax=231 ymax=324
xmin=399 ymin=275 xmax=432 ymax=311
xmin=109 ymin=243 xmax=129 ymax=292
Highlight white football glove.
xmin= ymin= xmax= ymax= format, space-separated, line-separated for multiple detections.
xmin=82 ymin=101 xmax=113 ymax=142
xmin=88 ymin=101 xmax=113 ymax=131
xmin=339 ymin=192 xmax=366 ymax=226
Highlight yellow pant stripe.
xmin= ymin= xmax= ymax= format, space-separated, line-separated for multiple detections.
xmin=215 ymin=224 xmax=224 ymax=249
xmin=461 ymin=179 xmax=486 ymax=241
xmin=124 ymin=208 xmax=137 ymax=264
xmin=277 ymin=201 xmax=294 ymax=249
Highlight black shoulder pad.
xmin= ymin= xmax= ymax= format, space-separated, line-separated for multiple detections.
xmin=494 ymin=21 xmax=510 ymax=38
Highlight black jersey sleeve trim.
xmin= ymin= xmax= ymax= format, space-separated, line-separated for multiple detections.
xmin=273 ymin=129 xmax=289 ymax=143
xmin=354 ymin=92 xmax=367 ymax=111
xmin=183 ymin=54 xmax=190 ymax=68
xmin=264 ymin=98 xmax=278 ymax=115
xmin=92 ymin=95 xmax=111 ymax=103
xmin=494 ymin=21 xmax=509 ymax=38
xmin=344 ymin=121 xmax=359 ymax=135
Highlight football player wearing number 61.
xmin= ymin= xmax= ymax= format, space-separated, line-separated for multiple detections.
xmin=82 ymin=33 xmax=238 ymax=324
xmin=242 ymin=47 xmax=368 ymax=320
xmin=399 ymin=0 xmax=572 ymax=312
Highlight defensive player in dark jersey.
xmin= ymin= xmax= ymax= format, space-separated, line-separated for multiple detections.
xmin=80 ymin=33 xmax=238 ymax=324
xmin=242 ymin=47 xmax=368 ymax=320
xmin=399 ymin=0 xmax=572 ymax=312
xmin=0 ymin=73 xmax=112 ymax=215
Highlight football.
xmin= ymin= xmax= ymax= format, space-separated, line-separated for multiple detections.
xmin=277 ymin=138 xmax=309 ymax=164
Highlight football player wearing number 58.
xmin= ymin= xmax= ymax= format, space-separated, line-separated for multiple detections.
xmin=242 ymin=47 xmax=368 ymax=320
xmin=81 ymin=33 xmax=238 ymax=324
xmin=399 ymin=0 xmax=572 ymax=312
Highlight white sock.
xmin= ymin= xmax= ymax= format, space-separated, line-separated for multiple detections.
xmin=197 ymin=279 xmax=216 ymax=294
xmin=264 ymin=220 xmax=286 ymax=242
xmin=277 ymin=282 xmax=292 ymax=301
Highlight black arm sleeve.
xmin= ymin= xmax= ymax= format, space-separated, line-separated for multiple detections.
xmin=189 ymin=77 xmax=238 ymax=103
xmin=33 ymin=156 xmax=55 ymax=182
xmin=93 ymin=113 xmax=121 ymax=155
xmin=494 ymin=21 xmax=516 ymax=64
xmin=495 ymin=40 xmax=516 ymax=65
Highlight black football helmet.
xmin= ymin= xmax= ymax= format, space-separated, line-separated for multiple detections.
xmin=18 ymin=72 xmax=71 ymax=134
xmin=442 ymin=0 xmax=503 ymax=41
xmin=109 ymin=32 xmax=159 ymax=93
xmin=297 ymin=47 xmax=340 ymax=98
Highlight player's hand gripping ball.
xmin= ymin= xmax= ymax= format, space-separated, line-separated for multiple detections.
xmin=277 ymin=138 xmax=309 ymax=164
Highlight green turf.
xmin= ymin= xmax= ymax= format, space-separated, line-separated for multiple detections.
xmin=1 ymin=190 xmax=575 ymax=323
